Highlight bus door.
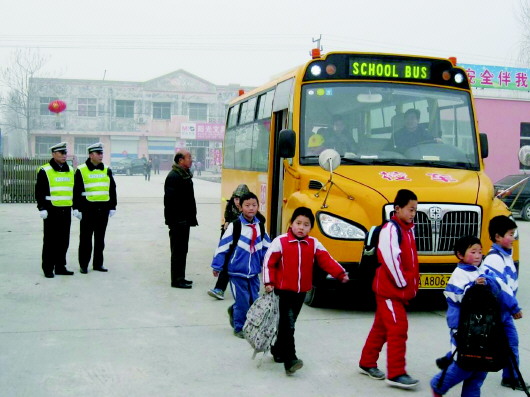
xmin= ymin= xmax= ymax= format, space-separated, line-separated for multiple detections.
xmin=269 ymin=109 xmax=289 ymax=239
xmin=268 ymin=78 xmax=294 ymax=239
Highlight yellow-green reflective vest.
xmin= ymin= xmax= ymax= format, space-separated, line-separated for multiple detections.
xmin=78 ymin=163 xmax=110 ymax=202
xmin=41 ymin=164 xmax=74 ymax=207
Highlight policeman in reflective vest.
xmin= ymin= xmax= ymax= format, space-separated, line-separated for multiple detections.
xmin=73 ymin=142 xmax=117 ymax=273
xmin=35 ymin=142 xmax=75 ymax=278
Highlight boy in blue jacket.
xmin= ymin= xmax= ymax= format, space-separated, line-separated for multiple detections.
xmin=480 ymin=215 xmax=527 ymax=391
xmin=431 ymin=235 xmax=519 ymax=396
xmin=211 ymin=192 xmax=270 ymax=338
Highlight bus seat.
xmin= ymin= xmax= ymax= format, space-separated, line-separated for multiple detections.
xmin=391 ymin=114 xmax=404 ymax=132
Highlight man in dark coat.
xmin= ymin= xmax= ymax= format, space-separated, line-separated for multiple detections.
xmin=164 ymin=150 xmax=198 ymax=289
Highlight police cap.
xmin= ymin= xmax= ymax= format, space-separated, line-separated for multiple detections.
xmin=87 ymin=142 xmax=104 ymax=153
xmin=49 ymin=142 xmax=67 ymax=153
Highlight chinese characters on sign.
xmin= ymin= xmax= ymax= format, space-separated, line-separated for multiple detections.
xmin=180 ymin=122 xmax=225 ymax=140
xmin=460 ymin=63 xmax=530 ymax=91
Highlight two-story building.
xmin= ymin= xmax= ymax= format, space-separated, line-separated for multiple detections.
xmin=29 ymin=70 xmax=250 ymax=170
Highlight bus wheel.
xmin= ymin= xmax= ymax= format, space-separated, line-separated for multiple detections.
xmin=522 ymin=202 xmax=530 ymax=221
xmin=304 ymin=286 xmax=327 ymax=307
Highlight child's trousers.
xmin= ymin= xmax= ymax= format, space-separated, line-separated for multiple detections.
xmin=431 ymin=361 xmax=487 ymax=397
xmin=359 ymin=295 xmax=408 ymax=379
xmin=229 ymin=275 xmax=260 ymax=332
xmin=272 ymin=289 xmax=306 ymax=362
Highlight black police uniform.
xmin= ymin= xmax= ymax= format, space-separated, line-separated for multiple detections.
xmin=73 ymin=159 xmax=117 ymax=272
xmin=35 ymin=159 xmax=74 ymax=277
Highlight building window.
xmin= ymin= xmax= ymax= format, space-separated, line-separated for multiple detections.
xmin=75 ymin=137 xmax=100 ymax=158
xmin=78 ymin=98 xmax=97 ymax=117
xmin=35 ymin=136 xmax=61 ymax=156
xmin=188 ymin=103 xmax=207 ymax=121
xmin=153 ymin=102 xmax=171 ymax=120
xmin=116 ymin=100 xmax=135 ymax=118
xmin=40 ymin=97 xmax=59 ymax=116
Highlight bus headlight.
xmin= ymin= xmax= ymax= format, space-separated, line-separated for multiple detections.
xmin=318 ymin=213 xmax=365 ymax=240
xmin=454 ymin=73 xmax=465 ymax=84
xmin=310 ymin=65 xmax=322 ymax=77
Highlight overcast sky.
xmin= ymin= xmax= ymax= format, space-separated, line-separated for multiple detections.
xmin=0 ymin=0 xmax=526 ymax=87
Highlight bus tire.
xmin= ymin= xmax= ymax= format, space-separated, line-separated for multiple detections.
xmin=304 ymin=286 xmax=327 ymax=308
xmin=521 ymin=202 xmax=530 ymax=221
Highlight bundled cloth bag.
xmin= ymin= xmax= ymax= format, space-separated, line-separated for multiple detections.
xmin=243 ymin=292 xmax=280 ymax=366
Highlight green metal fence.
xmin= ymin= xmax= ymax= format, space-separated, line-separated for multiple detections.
xmin=0 ymin=157 xmax=48 ymax=204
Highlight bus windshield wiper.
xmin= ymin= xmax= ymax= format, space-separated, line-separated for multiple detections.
xmin=407 ymin=160 xmax=472 ymax=170
xmin=340 ymin=157 xmax=365 ymax=165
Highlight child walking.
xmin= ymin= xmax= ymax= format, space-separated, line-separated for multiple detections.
xmin=263 ymin=207 xmax=349 ymax=375
xmin=480 ymin=215 xmax=528 ymax=391
xmin=211 ymin=192 xmax=270 ymax=338
xmin=431 ymin=236 xmax=490 ymax=396
xmin=207 ymin=184 xmax=250 ymax=300
xmin=358 ymin=189 xmax=420 ymax=389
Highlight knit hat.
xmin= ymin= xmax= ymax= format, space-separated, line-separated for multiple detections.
xmin=233 ymin=184 xmax=250 ymax=198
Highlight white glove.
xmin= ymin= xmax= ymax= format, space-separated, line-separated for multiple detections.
xmin=109 ymin=210 xmax=116 ymax=217
xmin=39 ymin=210 xmax=48 ymax=219
xmin=73 ymin=209 xmax=82 ymax=220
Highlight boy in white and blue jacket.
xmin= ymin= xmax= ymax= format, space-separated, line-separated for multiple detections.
xmin=431 ymin=235 xmax=518 ymax=397
xmin=479 ymin=215 xmax=527 ymax=391
xmin=211 ymin=192 xmax=270 ymax=338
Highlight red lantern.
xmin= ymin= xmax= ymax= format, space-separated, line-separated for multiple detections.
xmin=48 ymin=100 xmax=67 ymax=114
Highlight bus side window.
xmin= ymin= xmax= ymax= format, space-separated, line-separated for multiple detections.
xmin=227 ymin=104 xmax=240 ymax=128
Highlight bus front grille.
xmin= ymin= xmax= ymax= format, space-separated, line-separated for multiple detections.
xmin=387 ymin=204 xmax=482 ymax=255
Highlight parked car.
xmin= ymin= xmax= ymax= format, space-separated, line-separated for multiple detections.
xmin=494 ymin=174 xmax=530 ymax=221
xmin=111 ymin=158 xmax=146 ymax=176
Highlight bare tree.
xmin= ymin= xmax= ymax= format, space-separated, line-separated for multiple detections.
xmin=0 ymin=49 xmax=49 ymax=156
xmin=519 ymin=0 xmax=530 ymax=65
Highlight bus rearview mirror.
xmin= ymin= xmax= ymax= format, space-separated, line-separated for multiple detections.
xmin=479 ymin=133 xmax=488 ymax=159
xmin=278 ymin=129 xmax=296 ymax=158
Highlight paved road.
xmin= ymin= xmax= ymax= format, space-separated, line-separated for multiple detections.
xmin=0 ymin=171 xmax=528 ymax=396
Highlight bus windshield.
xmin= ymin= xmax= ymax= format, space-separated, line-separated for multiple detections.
xmin=300 ymin=82 xmax=479 ymax=170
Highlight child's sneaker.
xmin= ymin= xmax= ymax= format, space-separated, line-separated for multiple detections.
xmin=359 ymin=366 xmax=385 ymax=380
xmin=233 ymin=330 xmax=245 ymax=339
xmin=227 ymin=305 xmax=234 ymax=328
xmin=501 ymin=378 xmax=530 ymax=391
xmin=385 ymin=374 xmax=419 ymax=389
xmin=208 ymin=288 xmax=225 ymax=300
xmin=285 ymin=359 xmax=303 ymax=375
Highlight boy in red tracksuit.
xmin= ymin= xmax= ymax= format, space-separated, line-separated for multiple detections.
xmin=263 ymin=206 xmax=349 ymax=376
xmin=359 ymin=189 xmax=420 ymax=389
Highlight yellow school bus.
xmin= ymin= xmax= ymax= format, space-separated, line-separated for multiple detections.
xmin=221 ymin=50 xmax=517 ymax=306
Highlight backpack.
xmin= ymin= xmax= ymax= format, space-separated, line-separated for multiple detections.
xmin=456 ymin=283 xmax=508 ymax=372
xmin=361 ymin=219 xmax=401 ymax=270
xmin=243 ymin=292 xmax=280 ymax=365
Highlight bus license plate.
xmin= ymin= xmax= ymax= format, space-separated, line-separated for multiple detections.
xmin=419 ymin=273 xmax=451 ymax=289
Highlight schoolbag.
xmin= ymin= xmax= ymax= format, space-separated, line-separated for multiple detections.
xmin=456 ymin=283 xmax=508 ymax=372
xmin=362 ymin=219 xmax=401 ymax=267
xmin=243 ymin=291 xmax=280 ymax=365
